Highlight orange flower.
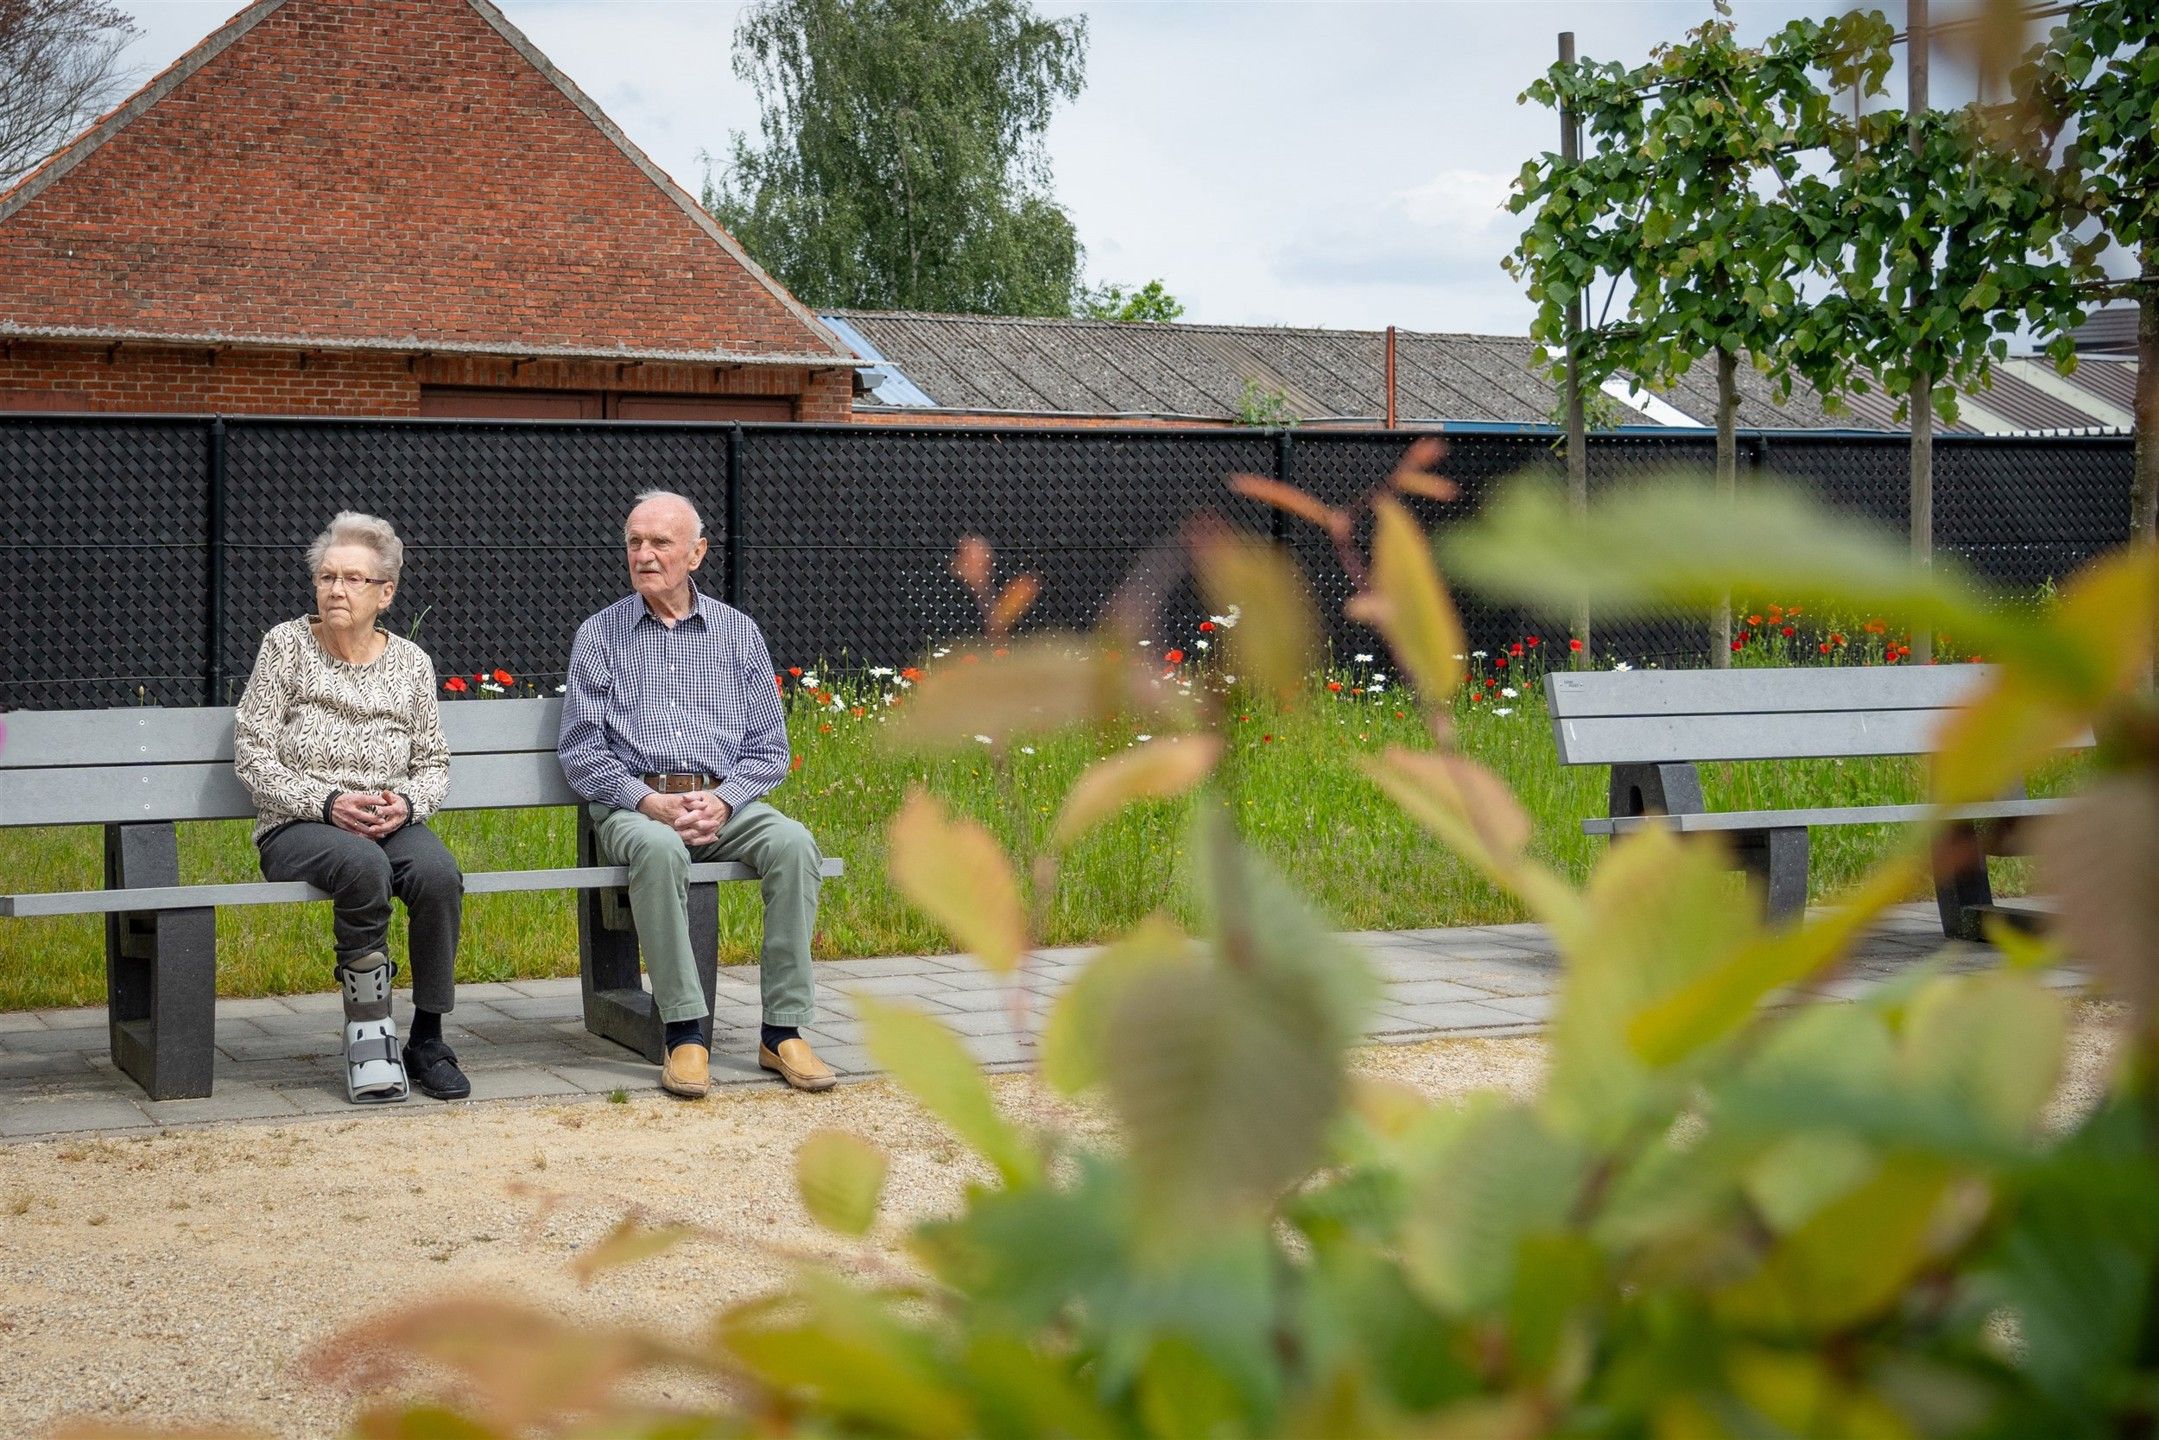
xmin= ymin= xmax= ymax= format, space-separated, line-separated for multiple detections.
xmin=790 ymin=755 xmax=803 ymax=772
xmin=1326 ymin=680 xmax=1343 ymax=692
xmin=788 ymin=666 xmax=803 ymax=678
xmin=444 ymin=675 xmax=467 ymax=693
xmin=1165 ymin=648 xmax=1185 ymax=664
xmin=493 ymin=669 xmax=514 ymax=686
xmin=900 ymin=667 xmax=923 ymax=682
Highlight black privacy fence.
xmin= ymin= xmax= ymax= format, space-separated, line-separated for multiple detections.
xmin=0 ymin=415 xmax=2133 ymax=709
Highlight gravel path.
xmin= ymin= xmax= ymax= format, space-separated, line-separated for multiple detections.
xmin=0 ymin=1014 xmax=2120 ymax=1438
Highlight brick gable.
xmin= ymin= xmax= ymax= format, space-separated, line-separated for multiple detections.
xmin=0 ymin=0 xmax=849 ymax=364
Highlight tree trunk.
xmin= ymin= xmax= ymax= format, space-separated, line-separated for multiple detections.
xmin=1911 ymin=369 xmax=1934 ymax=664
xmin=1714 ymin=346 xmax=1737 ymax=669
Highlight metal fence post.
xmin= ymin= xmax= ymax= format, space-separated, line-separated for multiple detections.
xmin=725 ymin=423 xmax=744 ymax=609
xmin=204 ymin=417 xmax=227 ymax=706
xmin=1271 ymin=428 xmax=1293 ymax=546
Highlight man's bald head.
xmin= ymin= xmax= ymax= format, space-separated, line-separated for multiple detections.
xmin=624 ymin=489 xmax=703 ymax=544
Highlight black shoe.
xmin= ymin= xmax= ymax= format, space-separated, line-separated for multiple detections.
xmin=401 ymin=1035 xmax=471 ymax=1100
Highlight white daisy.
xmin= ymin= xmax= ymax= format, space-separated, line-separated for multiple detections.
xmin=1493 ymin=707 xmax=1514 ymax=716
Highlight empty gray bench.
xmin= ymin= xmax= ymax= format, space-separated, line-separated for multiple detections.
xmin=1544 ymin=664 xmax=2076 ymax=938
xmin=0 ymin=697 xmax=841 ymax=1099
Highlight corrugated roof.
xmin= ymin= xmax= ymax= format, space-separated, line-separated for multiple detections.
xmin=2073 ymin=305 xmax=2137 ymax=356
xmin=827 ymin=310 xmax=2137 ymax=435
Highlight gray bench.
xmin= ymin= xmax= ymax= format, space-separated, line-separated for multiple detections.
xmin=1544 ymin=664 xmax=2075 ymax=939
xmin=0 ymin=697 xmax=840 ymax=1099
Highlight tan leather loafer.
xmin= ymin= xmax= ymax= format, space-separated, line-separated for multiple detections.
xmin=759 ymin=1037 xmax=837 ymax=1092
xmin=660 ymin=1042 xmax=710 ymax=1098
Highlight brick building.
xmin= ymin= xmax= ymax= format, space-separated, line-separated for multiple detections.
xmin=0 ymin=0 xmax=856 ymax=420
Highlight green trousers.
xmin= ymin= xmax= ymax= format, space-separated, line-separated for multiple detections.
xmin=589 ymin=799 xmax=822 ymax=1026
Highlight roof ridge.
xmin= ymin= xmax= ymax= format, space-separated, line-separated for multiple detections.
xmin=830 ymin=308 xmax=1545 ymax=345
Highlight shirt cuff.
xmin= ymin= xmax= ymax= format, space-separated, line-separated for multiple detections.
xmin=614 ymin=776 xmax=658 ymax=813
xmin=391 ymin=793 xmax=417 ymax=833
xmin=319 ymin=791 xmax=342 ymax=825
xmin=715 ymin=775 xmax=763 ymax=813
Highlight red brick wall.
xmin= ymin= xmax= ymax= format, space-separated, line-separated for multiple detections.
xmin=0 ymin=340 xmax=854 ymax=417
xmin=0 ymin=0 xmax=845 ymax=363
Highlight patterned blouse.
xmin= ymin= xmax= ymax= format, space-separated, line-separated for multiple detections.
xmin=232 ymin=618 xmax=451 ymax=844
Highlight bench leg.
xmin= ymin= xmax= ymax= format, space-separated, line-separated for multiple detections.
xmin=575 ymin=816 xmax=719 ymax=1063
xmin=1734 ymin=827 xmax=1809 ymax=927
xmin=102 ymin=823 xmax=216 ymax=1100
xmin=1608 ymin=762 xmax=1706 ymax=820
xmin=1932 ymin=820 xmax=2037 ymax=943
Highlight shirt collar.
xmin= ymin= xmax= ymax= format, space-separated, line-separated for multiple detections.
xmin=638 ymin=580 xmax=716 ymax=630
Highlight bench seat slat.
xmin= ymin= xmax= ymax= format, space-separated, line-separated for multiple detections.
xmin=1545 ymin=665 xmax=1998 ymax=720
xmin=0 ymin=750 xmax=589 ymax=827
xmin=1582 ymin=798 xmax=2067 ymax=836
xmin=0 ymin=698 xmax=568 ymax=770
xmin=1 ymin=858 xmax=846 ymax=917
xmin=1553 ymin=710 xmax=1958 ymax=765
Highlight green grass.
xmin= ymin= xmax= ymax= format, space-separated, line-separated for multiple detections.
xmin=0 ymin=673 xmax=2085 ymax=1012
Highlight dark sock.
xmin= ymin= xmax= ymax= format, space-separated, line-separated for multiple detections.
xmin=665 ymin=1017 xmax=709 ymax=1051
xmin=761 ymin=1023 xmax=799 ymax=1053
xmin=409 ymin=1009 xmax=443 ymax=1046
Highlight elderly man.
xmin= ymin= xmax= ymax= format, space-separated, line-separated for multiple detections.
xmin=558 ymin=489 xmax=832 ymax=1098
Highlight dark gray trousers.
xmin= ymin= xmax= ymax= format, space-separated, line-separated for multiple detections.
xmin=258 ymin=821 xmax=463 ymax=1013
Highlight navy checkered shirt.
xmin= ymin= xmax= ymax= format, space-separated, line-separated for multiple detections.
xmin=558 ymin=584 xmax=790 ymax=815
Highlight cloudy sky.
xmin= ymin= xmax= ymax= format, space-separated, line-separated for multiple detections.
xmin=110 ymin=1 xmax=1990 ymax=336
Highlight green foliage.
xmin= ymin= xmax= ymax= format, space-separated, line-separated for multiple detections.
xmin=702 ymin=0 xmax=1089 ymax=316
xmin=1233 ymin=377 xmax=1296 ymax=427
xmin=1076 ymin=279 xmax=1185 ymax=324
xmin=295 ymin=451 xmax=2159 ymax=1440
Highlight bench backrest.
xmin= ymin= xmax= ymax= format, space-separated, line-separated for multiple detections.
xmin=1542 ymin=664 xmax=2051 ymax=766
xmin=0 ymin=699 xmax=574 ymax=828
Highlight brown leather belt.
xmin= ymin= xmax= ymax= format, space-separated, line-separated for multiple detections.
xmin=642 ymin=771 xmax=720 ymax=794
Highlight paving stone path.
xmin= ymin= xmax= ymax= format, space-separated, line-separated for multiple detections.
xmin=0 ymin=903 xmax=2078 ymax=1142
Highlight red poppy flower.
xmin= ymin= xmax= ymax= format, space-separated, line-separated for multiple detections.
xmin=900 ymin=667 xmax=923 ymax=682
xmin=1494 ymin=656 xmax=1508 ymax=668
xmin=493 ymin=668 xmax=514 ymax=686
xmin=472 ymin=673 xmax=485 ymax=685
xmin=1199 ymin=621 xmax=1216 ymax=633
xmin=1731 ymin=639 xmax=1744 ymax=653
xmin=774 ymin=674 xmax=784 ymax=694
xmin=790 ymin=755 xmax=803 ymax=772
xmin=814 ymin=690 xmax=832 ymax=704
xmin=1818 ymin=642 xmax=1831 ymax=654
xmin=1165 ymin=648 xmax=1185 ymax=664
xmin=1394 ymin=710 xmax=1405 ymax=719
xmin=1526 ymin=635 xmax=1540 ymax=647
xmin=1568 ymin=637 xmax=1584 ymax=653
xmin=1508 ymin=643 xmax=1523 ymax=657
xmin=444 ymin=676 xmax=467 ymax=693
xmin=818 ymin=722 xmax=832 ymax=733
xmin=1747 ymin=614 xmax=1763 ymax=627
xmin=1261 ymin=734 xmax=1275 ymax=743
xmin=1768 ymin=606 xmax=1784 ymax=622
xmin=788 ymin=666 xmax=803 ymax=678
xmin=1829 ymin=632 xmax=1846 ymax=646
xmin=1327 ymin=680 xmax=1343 ymax=692
xmin=1780 ymin=626 xmax=1795 ymax=638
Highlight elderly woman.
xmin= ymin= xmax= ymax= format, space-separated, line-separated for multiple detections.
xmin=233 ymin=511 xmax=468 ymax=1104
